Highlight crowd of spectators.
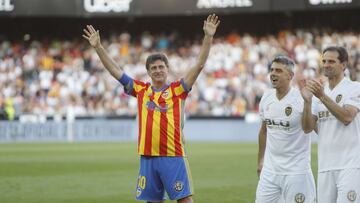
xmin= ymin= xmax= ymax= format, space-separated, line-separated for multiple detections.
xmin=1 ymin=29 xmax=360 ymax=118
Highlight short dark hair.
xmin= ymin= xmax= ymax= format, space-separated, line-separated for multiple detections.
xmin=145 ymin=53 xmax=169 ymax=70
xmin=323 ymin=46 xmax=348 ymax=63
xmin=269 ymin=55 xmax=295 ymax=73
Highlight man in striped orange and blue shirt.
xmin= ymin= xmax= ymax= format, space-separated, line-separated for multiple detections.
xmin=83 ymin=14 xmax=220 ymax=203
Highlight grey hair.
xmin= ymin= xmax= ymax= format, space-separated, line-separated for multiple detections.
xmin=269 ymin=55 xmax=295 ymax=73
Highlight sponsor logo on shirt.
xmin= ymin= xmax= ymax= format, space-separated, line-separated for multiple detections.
xmin=146 ymin=101 xmax=168 ymax=112
xmin=318 ymin=111 xmax=330 ymax=119
xmin=265 ymin=118 xmax=290 ymax=131
xmin=317 ymin=110 xmax=336 ymax=122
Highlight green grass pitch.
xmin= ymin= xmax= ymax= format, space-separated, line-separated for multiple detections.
xmin=0 ymin=142 xmax=317 ymax=203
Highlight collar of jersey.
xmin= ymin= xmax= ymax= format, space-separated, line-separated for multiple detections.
xmin=151 ymin=83 xmax=170 ymax=92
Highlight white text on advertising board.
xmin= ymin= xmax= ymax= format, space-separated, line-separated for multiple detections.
xmin=84 ymin=0 xmax=132 ymax=13
xmin=309 ymin=0 xmax=352 ymax=5
xmin=0 ymin=0 xmax=14 ymax=11
xmin=197 ymin=0 xmax=253 ymax=9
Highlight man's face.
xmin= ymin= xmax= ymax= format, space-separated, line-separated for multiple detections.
xmin=322 ymin=51 xmax=345 ymax=79
xmin=269 ymin=62 xmax=292 ymax=89
xmin=147 ymin=59 xmax=168 ymax=84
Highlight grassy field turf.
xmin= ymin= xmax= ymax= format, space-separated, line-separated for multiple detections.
xmin=0 ymin=142 xmax=317 ymax=203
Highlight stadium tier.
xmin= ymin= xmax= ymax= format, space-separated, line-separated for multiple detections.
xmin=1 ymin=0 xmax=360 ymax=119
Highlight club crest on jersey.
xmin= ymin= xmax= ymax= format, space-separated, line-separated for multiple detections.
xmin=173 ymin=181 xmax=184 ymax=192
xmin=161 ymin=91 xmax=169 ymax=99
xmin=285 ymin=106 xmax=292 ymax=116
xmin=347 ymin=190 xmax=357 ymax=202
xmin=295 ymin=193 xmax=305 ymax=203
xmin=336 ymin=94 xmax=342 ymax=103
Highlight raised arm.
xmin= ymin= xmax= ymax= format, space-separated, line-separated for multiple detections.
xmin=302 ymin=99 xmax=318 ymax=133
xmin=82 ymin=25 xmax=123 ymax=80
xmin=307 ymin=79 xmax=357 ymax=125
xmin=257 ymin=121 xmax=267 ymax=177
xmin=299 ymin=79 xmax=317 ymax=133
xmin=183 ymin=14 xmax=220 ymax=88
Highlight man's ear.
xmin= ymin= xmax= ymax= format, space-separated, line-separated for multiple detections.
xmin=289 ymin=71 xmax=294 ymax=80
xmin=341 ymin=62 xmax=347 ymax=71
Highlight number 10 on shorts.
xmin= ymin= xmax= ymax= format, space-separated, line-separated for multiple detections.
xmin=138 ymin=175 xmax=146 ymax=189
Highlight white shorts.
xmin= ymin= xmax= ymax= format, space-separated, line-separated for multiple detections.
xmin=318 ymin=168 xmax=360 ymax=203
xmin=256 ymin=170 xmax=316 ymax=203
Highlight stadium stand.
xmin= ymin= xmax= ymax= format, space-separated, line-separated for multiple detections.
xmin=1 ymin=28 xmax=360 ymax=117
xmin=1 ymin=0 xmax=360 ymax=119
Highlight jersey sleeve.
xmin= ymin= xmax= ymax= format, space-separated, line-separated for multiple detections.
xmin=259 ymin=92 xmax=268 ymax=121
xmin=118 ymin=73 xmax=147 ymax=97
xmin=344 ymin=83 xmax=360 ymax=110
xmin=311 ymin=97 xmax=320 ymax=117
xmin=171 ymin=79 xmax=190 ymax=99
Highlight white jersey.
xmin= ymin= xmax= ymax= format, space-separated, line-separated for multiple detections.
xmin=260 ymin=88 xmax=312 ymax=175
xmin=312 ymin=78 xmax=360 ymax=172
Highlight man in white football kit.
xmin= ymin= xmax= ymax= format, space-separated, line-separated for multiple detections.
xmin=302 ymin=46 xmax=360 ymax=203
xmin=256 ymin=56 xmax=316 ymax=203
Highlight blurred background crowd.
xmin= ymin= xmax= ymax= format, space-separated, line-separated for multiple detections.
xmin=1 ymin=28 xmax=360 ymax=119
